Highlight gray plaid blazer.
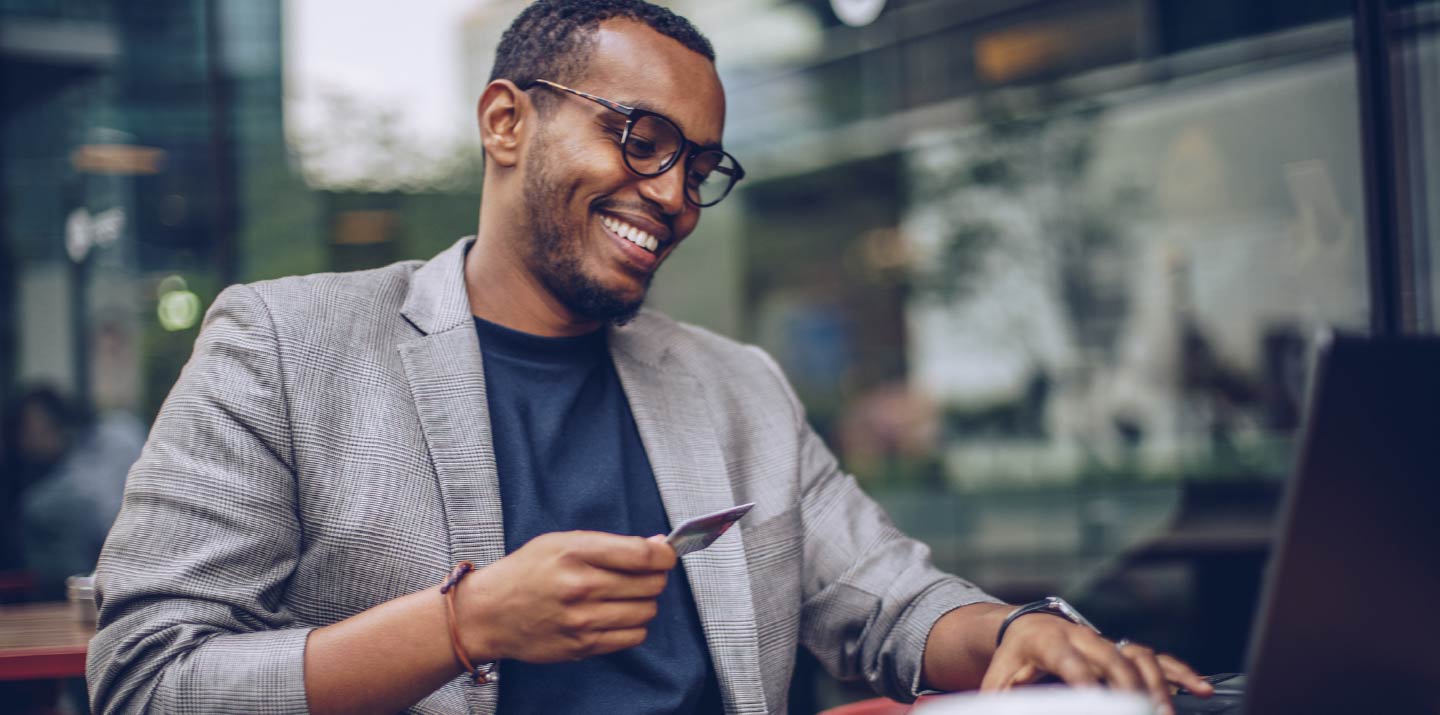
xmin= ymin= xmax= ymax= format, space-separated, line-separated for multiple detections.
xmin=88 ymin=237 xmax=998 ymax=714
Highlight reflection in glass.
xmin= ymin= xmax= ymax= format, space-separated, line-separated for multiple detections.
xmin=657 ymin=0 xmax=1376 ymax=690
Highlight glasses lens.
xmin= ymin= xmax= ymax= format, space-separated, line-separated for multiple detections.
xmin=624 ymin=114 xmax=683 ymax=175
xmin=686 ymin=150 xmax=740 ymax=206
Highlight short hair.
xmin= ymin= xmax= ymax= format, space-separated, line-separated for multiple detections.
xmin=489 ymin=0 xmax=715 ymax=102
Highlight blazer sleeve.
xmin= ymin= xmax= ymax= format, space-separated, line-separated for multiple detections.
xmin=747 ymin=347 xmax=1004 ymax=702
xmin=87 ymin=283 xmax=313 ymax=715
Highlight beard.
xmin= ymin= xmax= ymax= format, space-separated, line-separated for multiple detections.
xmin=522 ymin=133 xmax=650 ymax=326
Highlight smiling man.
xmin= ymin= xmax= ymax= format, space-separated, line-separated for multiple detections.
xmin=462 ymin=8 xmax=732 ymax=336
xmin=87 ymin=2 xmax=1211 ymax=715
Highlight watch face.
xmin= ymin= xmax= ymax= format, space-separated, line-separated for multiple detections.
xmin=1048 ymin=597 xmax=1101 ymax=633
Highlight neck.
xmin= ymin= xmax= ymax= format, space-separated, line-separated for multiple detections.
xmin=465 ymin=208 xmax=602 ymax=338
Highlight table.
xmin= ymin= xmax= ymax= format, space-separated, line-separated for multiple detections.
xmin=0 ymin=603 xmax=94 ymax=680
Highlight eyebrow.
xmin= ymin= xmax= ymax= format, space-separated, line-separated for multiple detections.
xmin=614 ymin=97 xmax=725 ymax=152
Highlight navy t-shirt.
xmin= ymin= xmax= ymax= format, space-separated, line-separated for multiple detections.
xmin=474 ymin=317 xmax=723 ymax=715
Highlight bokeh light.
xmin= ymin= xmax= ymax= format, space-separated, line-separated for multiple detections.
xmin=157 ymin=289 xmax=202 ymax=332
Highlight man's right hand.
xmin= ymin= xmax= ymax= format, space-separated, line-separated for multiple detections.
xmin=458 ymin=531 xmax=676 ymax=664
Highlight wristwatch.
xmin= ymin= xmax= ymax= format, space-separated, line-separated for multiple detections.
xmin=995 ymin=596 xmax=1101 ymax=647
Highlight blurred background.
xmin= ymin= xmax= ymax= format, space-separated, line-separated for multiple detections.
xmin=1 ymin=0 xmax=1437 ymax=712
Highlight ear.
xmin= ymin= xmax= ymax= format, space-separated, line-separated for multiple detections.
xmin=478 ymin=79 xmax=529 ymax=168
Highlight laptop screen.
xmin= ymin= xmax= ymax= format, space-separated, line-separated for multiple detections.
xmin=1241 ymin=334 xmax=1440 ymax=714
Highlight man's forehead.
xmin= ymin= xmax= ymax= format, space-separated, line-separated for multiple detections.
xmin=579 ymin=19 xmax=725 ymax=144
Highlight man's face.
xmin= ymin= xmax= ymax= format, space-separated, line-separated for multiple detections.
xmin=519 ymin=19 xmax=726 ymax=324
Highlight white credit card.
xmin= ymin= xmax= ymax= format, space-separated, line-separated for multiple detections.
xmin=665 ymin=503 xmax=755 ymax=557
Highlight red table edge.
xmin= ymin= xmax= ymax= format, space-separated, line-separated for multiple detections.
xmin=0 ymin=646 xmax=88 ymax=681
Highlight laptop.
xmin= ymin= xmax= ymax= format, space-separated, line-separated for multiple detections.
xmin=1173 ymin=334 xmax=1440 ymax=714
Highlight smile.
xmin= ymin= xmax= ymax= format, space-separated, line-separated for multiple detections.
xmin=600 ymin=213 xmax=661 ymax=253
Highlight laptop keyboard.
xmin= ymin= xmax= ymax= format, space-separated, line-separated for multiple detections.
xmin=1173 ymin=673 xmax=1246 ymax=715
xmin=1173 ymin=693 xmax=1243 ymax=714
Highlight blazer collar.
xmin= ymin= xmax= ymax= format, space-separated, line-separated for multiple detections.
xmin=403 ymin=235 xmax=674 ymax=370
xmin=401 ymin=236 xmax=476 ymax=336
xmin=402 ymin=236 xmax=672 ymax=361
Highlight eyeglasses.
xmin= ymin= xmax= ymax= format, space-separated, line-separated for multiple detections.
xmin=524 ymin=79 xmax=745 ymax=207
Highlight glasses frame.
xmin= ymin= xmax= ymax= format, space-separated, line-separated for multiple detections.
xmin=524 ymin=78 xmax=745 ymax=207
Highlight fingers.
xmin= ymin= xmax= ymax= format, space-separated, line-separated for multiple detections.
xmin=580 ymin=627 xmax=649 ymax=657
xmin=557 ymin=568 xmax=668 ymax=603
xmin=1073 ymin=635 xmax=1143 ymax=693
xmin=565 ymin=599 xmax=660 ymax=632
xmin=1158 ymin=654 xmax=1214 ymax=696
xmin=476 ymin=532 xmax=673 ymax=664
xmin=598 ymin=570 xmax=669 ymax=600
xmin=980 ymin=651 xmax=1048 ymax=691
xmin=979 ymin=651 xmax=1018 ymax=692
xmin=983 ymin=615 xmax=1207 ymax=710
xmin=1047 ymin=647 xmax=1101 ymax=689
xmin=1008 ymin=663 xmax=1041 ymax=688
xmin=985 ymin=619 xmax=1100 ymax=692
xmin=988 ymin=643 xmax=1098 ymax=690
xmin=561 ymin=531 xmax=677 ymax=572
xmin=1120 ymin=643 xmax=1175 ymax=714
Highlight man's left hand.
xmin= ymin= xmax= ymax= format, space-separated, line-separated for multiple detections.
xmin=979 ymin=614 xmax=1215 ymax=715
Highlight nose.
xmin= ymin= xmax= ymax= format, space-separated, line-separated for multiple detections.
xmin=636 ymin=157 xmax=688 ymax=217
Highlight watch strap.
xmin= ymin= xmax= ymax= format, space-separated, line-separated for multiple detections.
xmin=994 ymin=596 xmax=1102 ymax=648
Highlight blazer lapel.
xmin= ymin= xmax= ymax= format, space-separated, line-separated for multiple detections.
xmin=611 ymin=322 xmax=768 ymax=715
xmin=397 ymin=239 xmax=764 ymax=713
xmin=398 ymin=237 xmax=502 ymax=713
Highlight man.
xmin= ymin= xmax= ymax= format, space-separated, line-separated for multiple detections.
xmin=88 ymin=2 xmax=1213 ymax=714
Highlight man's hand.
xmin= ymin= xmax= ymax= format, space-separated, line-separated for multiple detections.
xmin=980 ymin=614 xmax=1215 ymax=715
xmin=458 ymin=531 xmax=675 ymax=664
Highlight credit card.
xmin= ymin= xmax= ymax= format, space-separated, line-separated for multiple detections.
xmin=665 ymin=503 xmax=755 ymax=557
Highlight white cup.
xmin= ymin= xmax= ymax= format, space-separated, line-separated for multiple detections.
xmin=66 ymin=572 xmax=98 ymax=624
xmin=912 ymin=686 xmax=1154 ymax=715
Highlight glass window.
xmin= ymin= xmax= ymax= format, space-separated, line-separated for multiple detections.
xmin=653 ymin=0 xmax=1374 ymax=703
xmin=1391 ymin=0 xmax=1440 ymax=330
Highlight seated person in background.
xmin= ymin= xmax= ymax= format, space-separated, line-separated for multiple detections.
xmin=4 ymin=386 xmax=141 ymax=599
xmin=87 ymin=2 xmax=1212 ymax=714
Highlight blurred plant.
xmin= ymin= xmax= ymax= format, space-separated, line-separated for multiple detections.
xmin=289 ymin=87 xmax=484 ymax=193
xmin=898 ymin=92 xmax=1174 ymax=488
xmin=909 ymin=97 xmax=1126 ymax=304
xmin=907 ymin=94 xmax=1153 ymax=367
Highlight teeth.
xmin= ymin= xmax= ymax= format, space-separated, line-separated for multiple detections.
xmin=601 ymin=214 xmax=660 ymax=253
